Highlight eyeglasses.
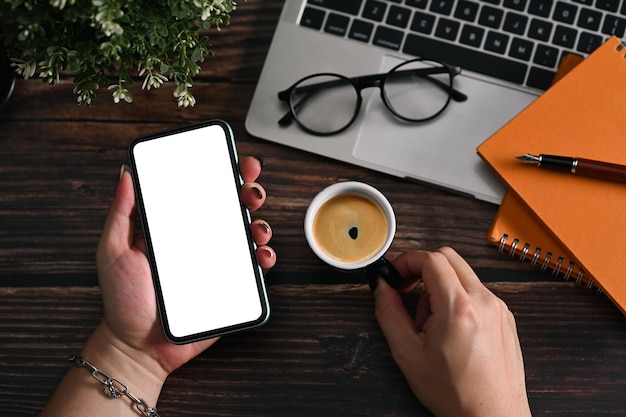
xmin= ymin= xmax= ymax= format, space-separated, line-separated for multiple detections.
xmin=277 ymin=58 xmax=468 ymax=136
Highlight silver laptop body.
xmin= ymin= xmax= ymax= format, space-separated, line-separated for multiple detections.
xmin=246 ymin=0 xmax=621 ymax=204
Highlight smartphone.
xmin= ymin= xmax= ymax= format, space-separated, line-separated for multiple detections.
xmin=128 ymin=120 xmax=270 ymax=344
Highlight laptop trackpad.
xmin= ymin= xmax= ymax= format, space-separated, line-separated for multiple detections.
xmin=352 ymin=55 xmax=536 ymax=202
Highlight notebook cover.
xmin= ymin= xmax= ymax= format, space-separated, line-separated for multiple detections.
xmin=489 ymin=191 xmax=588 ymax=285
xmin=477 ymin=36 xmax=626 ymax=314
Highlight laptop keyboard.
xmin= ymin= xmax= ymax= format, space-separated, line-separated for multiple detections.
xmin=299 ymin=0 xmax=626 ymax=90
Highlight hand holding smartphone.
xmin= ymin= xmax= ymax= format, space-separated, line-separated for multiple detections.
xmin=129 ymin=120 xmax=270 ymax=344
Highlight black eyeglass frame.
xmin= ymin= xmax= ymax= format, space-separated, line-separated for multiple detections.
xmin=277 ymin=58 xmax=468 ymax=136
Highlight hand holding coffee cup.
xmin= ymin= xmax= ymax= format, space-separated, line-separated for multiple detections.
xmin=304 ymin=182 xmax=401 ymax=289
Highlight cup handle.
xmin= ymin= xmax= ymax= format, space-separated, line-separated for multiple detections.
xmin=367 ymin=257 xmax=402 ymax=292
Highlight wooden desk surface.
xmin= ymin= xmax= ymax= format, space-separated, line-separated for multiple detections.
xmin=1 ymin=1 xmax=625 ymax=416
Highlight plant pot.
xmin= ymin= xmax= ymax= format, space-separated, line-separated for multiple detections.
xmin=0 ymin=46 xmax=16 ymax=109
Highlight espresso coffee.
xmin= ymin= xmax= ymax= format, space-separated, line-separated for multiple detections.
xmin=312 ymin=194 xmax=389 ymax=264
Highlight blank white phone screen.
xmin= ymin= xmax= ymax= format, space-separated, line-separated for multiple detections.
xmin=132 ymin=124 xmax=265 ymax=339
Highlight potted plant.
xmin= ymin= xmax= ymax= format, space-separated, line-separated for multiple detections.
xmin=0 ymin=0 xmax=236 ymax=106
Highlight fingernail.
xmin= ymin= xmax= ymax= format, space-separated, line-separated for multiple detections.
xmin=256 ymin=220 xmax=271 ymax=234
xmin=367 ymin=268 xmax=379 ymax=294
xmin=260 ymin=246 xmax=275 ymax=259
xmin=253 ymin=156 xmax=265 ymax=168
xmin=119 ymin=164 xmax=129 ymax=180
xmin=252 ymin=186 xmax=264 ymax=199
xmin=374 ymin=258 xmax=402 ymax=289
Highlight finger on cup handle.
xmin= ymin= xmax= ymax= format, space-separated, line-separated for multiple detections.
xmin=368 ymin=257 xmax=402 ymax=292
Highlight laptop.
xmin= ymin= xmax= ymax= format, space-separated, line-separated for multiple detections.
xmin=246 ymin=0 xmax=623 ymax=204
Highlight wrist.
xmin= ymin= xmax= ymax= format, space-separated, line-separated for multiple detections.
xmin=39 ymin=322 xmax=168 ymax=417
xmin=81 ymin=321 xmax=169 ymax=406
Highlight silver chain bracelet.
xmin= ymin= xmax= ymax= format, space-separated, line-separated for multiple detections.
xmin=69 ymin=355 xmax=160 ymax=417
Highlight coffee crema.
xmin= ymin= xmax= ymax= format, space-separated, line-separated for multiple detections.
xmin=312 ymin=194 xmax=388 ymax=264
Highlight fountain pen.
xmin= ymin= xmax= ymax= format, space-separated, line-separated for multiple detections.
xmin=516 ymin=154 xmax=626 ymax=184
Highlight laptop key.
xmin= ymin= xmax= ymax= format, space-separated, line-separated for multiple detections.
xmin=373 ymin=26 xmax=404 ymax=50
xmin=553 ymin=2 xmax=578 ymax=24
xmin=403 ymin=33 xmax=528 ymax=84
xmin=596 ymin=0 xmax=620 ymax=13
xmin=576 ymin=32 xmax=603 ymax=53
xmin=509 ymin=37 xmax=534 ymax=61
xmin=387 ymin=5 xmax=412 ymax=28
xmin=324 ymin=13 xmax=350 ymax=36
xmin=503 ymin=0 xmax=527 ymax=11
xmin=300 ymin=7 xmax=326 ymax=30
xmin=454 ymin=0 xmax=480 ymax=22
xmin=503 ymin=12 xmax=528 ymax=35
xmin=553 ymin=25 xmax=577 ymax=48
xmin=460 ymin=24 xmax=485 ymax=46
xmin=363 ymin=0 xmax=387 ymax=22
xmin=435 ymin=18 xmax=461 ymax=40
xmin=411 ymin=11 xmax=436 ymax=34
xmin=533 ymin=43 xmax=559 ymax=67
xmin=479 ymin=6 xmax=504 ymax=28
xmin=602 ymin=15 xmax=626 ymax=37
xmin=306 ymin=0 xmax=363 ymax=16
xmin=430 ymin=0 xmax=455 ymax=15
xmin=485 ymin=31 xmax=510 ymax=54
xmin=528 ymin=18 xmax=553 ymax=41
xmin=527 ymin=66 xmax=555 ymax=90
xmin=528 ymin=0 xmax=553 ymax=17
xmin=406 ymin=0 xmax=428 ymax=9
xmin=577 ymin=8 xmax=602 ymax=31
xmin=349 ymin=19 xmax=374 ymax=42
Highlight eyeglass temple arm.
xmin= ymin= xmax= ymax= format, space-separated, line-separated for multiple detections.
xmin=278 ymin=109 xmax=295 ymax=126
xmin=277 ymin=86 xmax=324 ymax=126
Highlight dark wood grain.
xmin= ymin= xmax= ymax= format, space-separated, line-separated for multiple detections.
xmin=1 ymin=0 xmax=626 ymax=416
xmin=1 ymin=284 xmax=625 ymax=417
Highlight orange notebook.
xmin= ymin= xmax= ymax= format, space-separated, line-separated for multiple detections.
xmin=477 ymin=36 xmax=626 ymax=314
xmin=489 ymin=191 xmax=589 ymax=285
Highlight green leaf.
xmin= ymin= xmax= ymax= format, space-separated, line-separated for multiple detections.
xmin=1 ymin=0 xmax=235 ymax=104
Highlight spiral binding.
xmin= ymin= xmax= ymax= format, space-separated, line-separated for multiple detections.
xmin=498 ymin=233 xmax=599 ymax=291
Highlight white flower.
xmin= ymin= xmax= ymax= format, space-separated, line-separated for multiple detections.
xmin=108 ymin=84 xmax=133 ymax=103
xmin=173 ymin=82 xmax=196 ymax=107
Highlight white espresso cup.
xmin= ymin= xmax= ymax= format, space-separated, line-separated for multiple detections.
xmin=304 ymin=182 xmax=400 ymax=287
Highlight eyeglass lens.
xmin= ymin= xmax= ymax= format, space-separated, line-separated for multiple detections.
xmin=287 ymin=60 xmax=453 ymax=135
xmin=383 ymin=60 xmax=452 ymax=122
xmin=288 ymin=75 xmax=359 ymax=135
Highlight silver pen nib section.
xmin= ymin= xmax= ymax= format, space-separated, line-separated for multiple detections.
xmin=516 ymin=154 xmax=541 ymax=164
